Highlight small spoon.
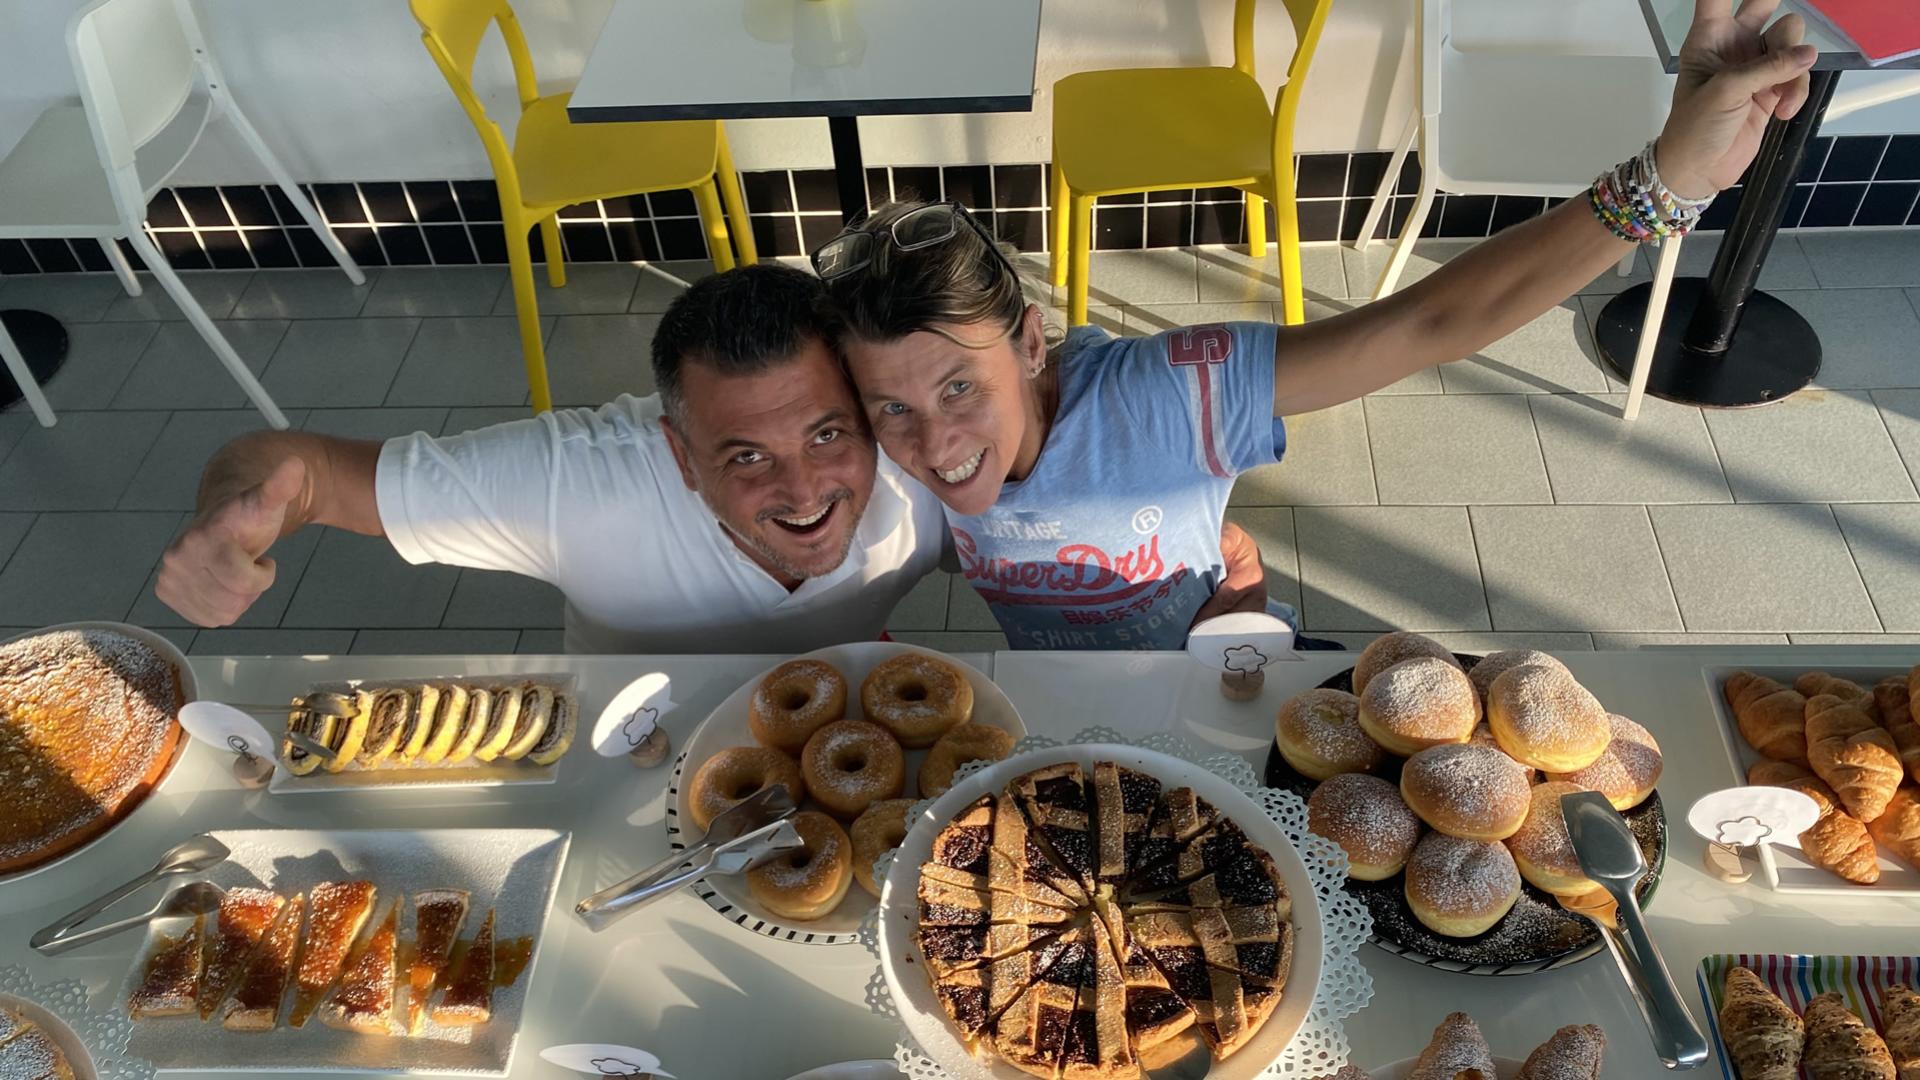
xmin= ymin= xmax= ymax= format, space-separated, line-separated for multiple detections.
xmin=35 ymin=881 xmax=226 ymax=955
xmin=30 ymin=835 xmax=229 ymax=951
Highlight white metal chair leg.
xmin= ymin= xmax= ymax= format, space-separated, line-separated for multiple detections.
xmin=127 ymin=228 xmax=289 ymax=429
xmin=1374 ymin=176 xmax=1436 ymax=299
xmin=102 ymin=235 xmax=142 ymax=296
xmin=219 ymin=95 xmax=365 ymax=286
xmin=1615 ymin=247 xmax=1637 ymax=277
xmin=1356 ymin=111 xmax=1418 ymax=252
xmin=1622 ymin=235 xmax=1681 ymax=422
xmin=0 ymin=317 xmax=56 ymax=427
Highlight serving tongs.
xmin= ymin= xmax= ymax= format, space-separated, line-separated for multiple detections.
xmin=1562 ymin=790 xmax=1710 ymax=1070
xmin=576 ymin=784 xmax=802 ymax=931
xmin=31 ymin=833 xmax=230 ymax=954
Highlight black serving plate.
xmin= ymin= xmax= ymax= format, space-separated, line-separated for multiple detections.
xmin=1265 ymin=654 xmax=1668 ymax=975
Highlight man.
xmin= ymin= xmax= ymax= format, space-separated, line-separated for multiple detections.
xmin=157 ymin=264 xmax=1268 ymax=652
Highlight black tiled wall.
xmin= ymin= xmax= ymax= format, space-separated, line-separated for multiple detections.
xmin=4 ymin=136 xmax=1917 ymax=275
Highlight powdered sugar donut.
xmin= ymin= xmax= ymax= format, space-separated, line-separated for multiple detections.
xmin=801 ymin=719 xmax=905 ymax=818
xmin=1487 ymin=664 xmax=1610 ymax=772
xmin=749 ymin=659 xmax=847 ymax=753
xmin=1277 ymin=688 xmax=1385 ymax=780
xmin=747 ymin=810 xmax=853 ymax=920
xmin=1307 ymin=772 xmax=1422 ymax=881
xmin=1357 ymin=656 xmax=1479 ymax=757
xmin=860 ymin=653 xmax=974 ymax=748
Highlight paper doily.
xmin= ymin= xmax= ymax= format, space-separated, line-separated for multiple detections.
xmin=0 ymin=965 xmax=154 ymax=1080
xmin=861 ymin=728 xmax=1374 ymax=1079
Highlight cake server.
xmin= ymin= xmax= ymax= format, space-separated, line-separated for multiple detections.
xmin=1562 ymin=790 xmax=1709 ymax=1070
xmin=30 ymin=833 xmax=229 ymax=952
xmin=34 ymin=880 xmax=227 ymax=955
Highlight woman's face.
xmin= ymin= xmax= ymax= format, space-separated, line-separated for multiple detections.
xmin=843 ymin=306 xmax=1047 ymax=517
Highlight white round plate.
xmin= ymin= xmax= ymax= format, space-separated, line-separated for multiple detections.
xmin=669 ymin=642 xmax=1025 ymax=944
xmin=0 ymin=621 xmax=197 ymax=886
xmin=783 ymin=1060 xmax=899 ymax=1080
xmin=0 ymin=992 xmax=100 ymax=1080
xmin=1368 ymin=1055 xmax=1524 ymax=1079
xmin=878 ymin=744 xmax=1324 ymax=1080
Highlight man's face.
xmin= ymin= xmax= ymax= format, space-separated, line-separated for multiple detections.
xmin=661 ymin=337 xmax=878 ymax=586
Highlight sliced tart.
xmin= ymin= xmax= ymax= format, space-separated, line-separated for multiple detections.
xmin=127 ymin=913 xmax=203 ymax=1019
xmin=1009 ymin=763 xmax=1097 ymax=896
xmin=318 ymin=898 xmax=399 ymax=1033
xmin=1091 ymin=762 xmax=1161 ymax=887
xmin=993 ymin=784 xmax=1087 ymax=907
xmin=433 ymin=908 xmax=494 ymax=1027
xmin=196 ymin=887 xmax=286 ymax=1020
xmin=991 ymin=925 xmax=1086 ymax=1078
xmin=223 ymin=893 xmax=304 ymax=1032
xmin=289 ymin=880 xmax=376 ymax=1027
xmin=406 ymin=888 xmax=470 ymax=1034
xmin=1061 ymin=912 xmax=1139 ymax=1079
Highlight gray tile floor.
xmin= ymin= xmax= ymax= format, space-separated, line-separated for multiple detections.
xmin=4 ymin=232 xmax=1920 ymax=656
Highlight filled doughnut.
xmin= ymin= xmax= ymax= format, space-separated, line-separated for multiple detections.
xmin=1276 ymin=688 xmax=1384 ymax=781
xmin=1399 ymin=742 xmax=1532 ymax=841
xmin=687 ymin=746 xmax=805 ymax=832
xmin=1405 ymin=832 xmax=1522 ymax=938
xmin=801 ymin=719 xmax=905 ymax=818
xmin=1353 ymin=631 xmax=1460 ymax=698
xmin=747 ymin=810 xmax=853 ymax=920
xmin=1545 ymin=714 xmax=1663 ymax=810
xmin=1357 ymin=656 xmax=1479 ymax=757
xmin=749 ymin=659 xmax=848 ymax=753
xmin=1505 ymin=781 xmax=1602 ymax=898
xmin=850 ymin=798 xmax=915 ymax=898
xmin=1487 ymin=664 xmax=1610 ymax=772
xmin=860 ymin=653 xmax=974 ymax=748
xmin=918 ymin=722 xmax=1014 ymax=797
xmin=1307 ymin=772 xmax=1423 ymax=881
xmin=1467 ymin=648 xmax=1570 ymax=703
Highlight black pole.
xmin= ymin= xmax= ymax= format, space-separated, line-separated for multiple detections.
xmin=828 ymin=115 xmax=867 ymax=223
xmin=1681 ymin=69 xmax=1838 ymax=354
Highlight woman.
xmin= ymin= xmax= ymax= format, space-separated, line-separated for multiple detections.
xmin=816 ymin=0 xmax=1815 ymax=651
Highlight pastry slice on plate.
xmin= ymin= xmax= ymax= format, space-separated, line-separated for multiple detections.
xmin=471 ymin=685 xmax=524 ymax=762
xmin=443 ymin=687 xmax=495 ymax=765
xmin=1060 ymin=912 xmax=1140 ymax=1079
xmin=414 ymin=684 xmax=470 ymax=766
xmin=1009 ymin=763 xmax=1098 ymax=896
xmin=993 ymin=790 xmax=1087 ymax=906
xmin=319 ymin=898 xmax=399 ymax=1033
xmin=1120 ymin=931 xmax=1196 ymax=1055
xmin=993 ymin=926 xmax=1086 ymax=1079
xmin=499 ymin=683 xmax=554 ymax=761
xmin=289 ymin=880 xmax=376 ymax=1027
xmin=223 ymin=893 xmax=304 ymax=1032
xmin=931 ymin=795 xmax=995 ymax=875
xmin=283 ymin=709 xmax=337 ymax=776
xmin=1125 ymin=789 xmax=1228 ymax=893
xmin=920 ymin=923 xmax=1072 ymax=981
xmin=0 ymin=1018 xmax=74 ymax=1080
xmin=127 ymin=913 xmax=204 ymax=1019
xmin=524 ymin=691 xmax=578 ymax=765
xmin=390 ymin=685 xmax=440 ymax=766
xmin=406 ymin=888 xmax=470 ymax=1034
xmin=922 ymin=865 xmax=1073 ymax=925
xmin=434 ymin=908 xmax=495 ymax=1027
xmin=355 ymin=688 xmax=414 ymax=768
xmin=1091 ymin=761 xmax=1161 ymax=887
xmin=196 ymin=887 xmax=287 ymax=1020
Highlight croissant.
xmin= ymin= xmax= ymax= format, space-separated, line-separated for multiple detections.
xmin=1868 ymin=786 xmax=1920 ymax=872
xmin=1883 ymin=984 xmax=1920 ymax=1080
xmin=1807 ymin=693 xmax=1905 ymax=822
xmin=1750 ymin=760 xmax=1814 ymax=786
xmin=1719 ymin=966 xmax=1803 ymax=1080
xmin=1781 ymin=776 xmax=1881 ymax=885
xmin=1800 ymin=671 xmax=1873 ymax=706
xmin=1885 ymin=678 xmax=1920 ymax=784
xmin=1803 ymin=992 xmax=1897 ymax=1080
xmin=1515 ymin=1024 xmax=1606 ymax=1080
xmin=1409 ymin=1012 xmax=1497 ymax=1080
xmin=1727 ymin=672 xmax=1811 ymax=764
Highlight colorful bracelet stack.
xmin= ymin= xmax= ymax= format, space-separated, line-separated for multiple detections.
xmin=1588 ymin=141 xmax=1716 ymax=244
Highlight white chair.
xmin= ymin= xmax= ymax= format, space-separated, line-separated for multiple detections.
xmin=0 ymin=0 xmax=363 ymax=428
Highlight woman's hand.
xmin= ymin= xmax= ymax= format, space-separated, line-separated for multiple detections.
xmin=1655 ymin=0 xmax=1819 ymax=199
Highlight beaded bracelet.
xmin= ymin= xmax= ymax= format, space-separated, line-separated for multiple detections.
xmin=1588 ymin=141 xmax=1715 ymax=244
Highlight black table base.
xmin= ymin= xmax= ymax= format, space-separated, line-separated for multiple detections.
xmin=1595 ymin=279 xmax=1819 ymax=407
xmin=1595 ymin=69 xmax=1838 ymax=408
xmin=0 ymin=309 xmax=69 ymax=411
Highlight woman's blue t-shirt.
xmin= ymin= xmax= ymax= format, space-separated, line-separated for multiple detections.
xmin=945 ymin=322 xmax=1286 ymax=650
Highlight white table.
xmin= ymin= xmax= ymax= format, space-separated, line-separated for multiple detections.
xmin=567 ymin=0 xmax=1042 ymax=221
xmin=4 ymin=647 xmax=1918 ymax=1079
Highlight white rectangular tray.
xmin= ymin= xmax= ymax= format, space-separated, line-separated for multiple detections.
xmin=122 ymin=827 xmax=570 ymax=1074
xmin=1700 ymin=664 xmax=1920 ymax=897
xmin=268 ymin=674 xmax=575 ymax=795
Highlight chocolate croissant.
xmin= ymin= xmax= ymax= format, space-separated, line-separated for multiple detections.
xmin=1807 ymin=693 xmax=1905 ymax=823
xmin=1727 ymin=672 xmax=1810 ymax=765
xmin=1719 ymin=966 xmax=1803 ymax=1080
xmin=1883 ymin=984 xmax=1920 ymax=1080
xmin=1803 ymin=992 xmax=1896 ymax=1080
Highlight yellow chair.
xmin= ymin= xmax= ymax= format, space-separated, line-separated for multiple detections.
xmin=1049 ymin=0 xmax=1332 ymax=327
xmin=411 ymin=0 xmax=756 ymax=412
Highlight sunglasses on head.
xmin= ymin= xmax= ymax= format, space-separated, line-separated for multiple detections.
xmin=809 ymin=200 xmax=1021 ymax=285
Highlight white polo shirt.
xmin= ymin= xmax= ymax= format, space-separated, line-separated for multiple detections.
xmin=376 ymin=394 xmax=948 ymax=654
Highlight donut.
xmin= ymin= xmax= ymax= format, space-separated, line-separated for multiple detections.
xmin=918 ymin=722 xmax=1014 ymax=797
xmin=1357 ymin=657 xmax=1479 ymax=757
xmin=850 ymin=798 xmax=914 ymax=898
xmin=860 ymin=653 xmax=974 ymax=748
xmin=1306 ymin=773 xmax=1423 ymax=881
xmin=687 ymin=746 xmax=805 ymax=833
xmin=1505 ymin=781 xmax=1603 ymax=897
xmin=747 ymin=810 xmax=853 ymax=920
xmin=801 ymin=719 xmax=905 ymax=818
xmin=1467 ymin=649 xmax=1570 ymax=704
xmin=1399 ymin=743 xmax=1532 ymax=841
xmin=749 ymin=659 xmax=848 ymax=753
xmin=1487 ymin=664 xmax=1610 ymax=772
xmin=1545 ymin=714 xmax=1663 ymax=810
xmin=1404 ymin=832 xmax=1522 ymax=938
xmin=1469 ymin=723 xmax=1536 ymax=780
xmin=1353 ymin=631 xmax=1460 ymax=698
xmin=1276 ymin=689 xmax=1384 ymax=781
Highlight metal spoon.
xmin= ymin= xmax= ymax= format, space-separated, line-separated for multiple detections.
xmin=30 ymin=833 xmax=229 ymax=952
xmin=35 ymin=881 xmax=226 ymax=955
xmin=1562 ymin=790 xmax=1709 ymax=1070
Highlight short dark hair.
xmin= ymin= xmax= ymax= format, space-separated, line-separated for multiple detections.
xmin=651 ymin=263 xmax=844 ymax=420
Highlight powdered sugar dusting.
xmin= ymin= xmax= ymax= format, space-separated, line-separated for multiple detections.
xmin=1516 ymin=1023 xmax=1607 ymax=1079
xmin=1307 ymin=773 xmax=1420 ymax=870
xmin=1361 ymin=658 xmax=1477 ymax=740
xmin=1409 ymin=1012 xmax=1495 ymax=1080
xmin=1506 ymin=781 xmax=1589 ymax=880
xmin=804 ymin=720 xmax=903 ymax=802
xmin=1401 ymin=744 xmax=1529 ymax=834
xmin=754 ymin=812 xmax=850 ymax=890
xmin=1488 ymin=664 xmax=1608 ymax=757
xmin=1550 ymin=714 xmax=1661 ymax=805
xmin=1354 ymin=632 xmax=1458 ymax=695
xmin=1280 ymin=689 xmax=1380 ymax=767
xmin=1407 ymin=833 xmax=1519 ymax=915
xmin=1467 ymin=649 xmax=1568 ymax=701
